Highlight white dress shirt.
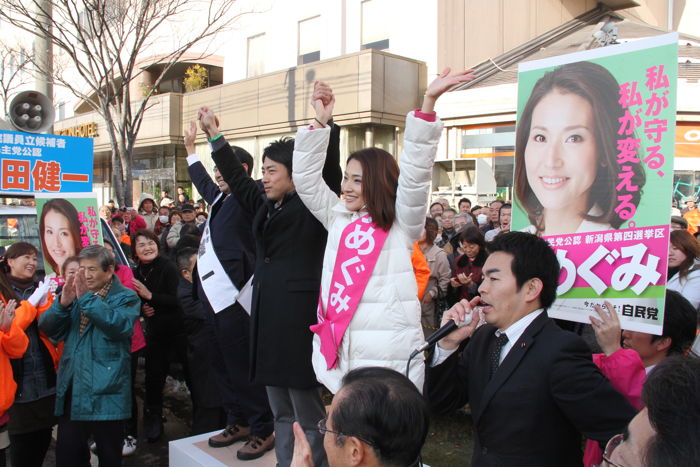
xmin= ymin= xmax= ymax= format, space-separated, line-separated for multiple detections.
xmin=431 ymin=309 xmax=545 ymax=366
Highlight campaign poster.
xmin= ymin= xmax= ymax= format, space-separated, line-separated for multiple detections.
xmin=511 ymin=33 xmax=678 ymax=334
xmin=35 ymin=193 xmax=103 ymax=277
xmin=0 ymin=130 xmax=93 ymax=194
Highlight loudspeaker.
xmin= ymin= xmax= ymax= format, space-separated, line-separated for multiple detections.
xmin=8 ymin=91 xmax=54 ymax=133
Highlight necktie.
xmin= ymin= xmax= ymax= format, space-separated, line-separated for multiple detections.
xmin=489 ymin=333 xmax=509 ymax=379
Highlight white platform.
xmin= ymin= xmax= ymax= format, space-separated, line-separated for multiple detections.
xmin=169 ymin=430 xmax=277 ymax=467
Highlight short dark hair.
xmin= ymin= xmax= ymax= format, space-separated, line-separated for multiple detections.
xmin=443 ymin=207 xmax=456 ymax=215
xmin=232 ymin=145 xmax=254 ymax=176
xmin=487 ymin=232 xmax=560 ymax=309
xmin=78 ymin=245 xmax=115 ymax=272
xmin=458 ymin=225 xmax=485 ymax=248
xmin=176 ymin=247 xmax=198 ymax=271
xmin=131 ymin=229 xmax=161 ymax=262
xmin=348 ymin=148 xmax=399 ymax=231
xmin=61 ymin=256 xmax=81 ymax=276
xmin=457 ymin=226 xmax=487 ymax=268
xmin=458 ymin=197 xmax=471 ymax=208
xmin=643 ymin=356 xmax=700 ymax=466
xmin=0 ymin=242 xmax=39 ymax=301
xmin=333 ymin=367 xmax=429 ymax=467
xmin=671 ymin=216 xmax=688 ymax=229
xmin=424 ymin=217 xmax=438 ymax=244
xmin=499 ymin=203 xmax=512 ymax=221
xmin=470 ymin=205 xmax=482 ymax=214
xmin=651 ymin=290 xmax=697 ymax=355
xmin=429 ymin=202 xmax=443 ymax=213
xmin=169 ymin=210 xmax=182 ymax=223
xmin=111 ymin=215 xmax=124 ymax=225
xmin=262 ymin=137 xmax=294 ymax=178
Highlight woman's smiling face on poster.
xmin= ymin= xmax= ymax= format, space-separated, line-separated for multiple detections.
xmin=524 ymin=89 xmax=598 ymax=214
xmin=43 ymin=209 xmax=77 ymax=270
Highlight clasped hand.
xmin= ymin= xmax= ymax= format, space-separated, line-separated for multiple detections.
xmin=60 ymin=269 xmax=90 ymax=307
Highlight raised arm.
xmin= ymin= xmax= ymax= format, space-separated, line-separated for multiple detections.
xmin=396 ymin=68 xmax=476 ymax=243
xmin=184 ymin=121 xmax=224 ymax=205
xmin=293 ymin=81 xmax=342 ymax=229
xmin=198 ymin=107 xmax=266 ymax=214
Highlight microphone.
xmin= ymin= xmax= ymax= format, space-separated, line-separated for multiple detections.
xmin=410 ymin=313 xmax=474 ymax=359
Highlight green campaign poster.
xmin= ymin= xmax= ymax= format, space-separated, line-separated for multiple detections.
xmin=511 ymin=33 xmax=678 ymax=334
xmin=35 ymin=193 xmax=103 ymax=277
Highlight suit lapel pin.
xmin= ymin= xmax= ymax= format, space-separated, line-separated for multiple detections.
xmin=520 ymin=342 xmax=526 ymax=348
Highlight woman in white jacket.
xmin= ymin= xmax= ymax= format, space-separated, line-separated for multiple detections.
xmin=292 ymin=69 xmax=475 ymax=393
xmin=667 ymin=229 xmax=700 ymax=310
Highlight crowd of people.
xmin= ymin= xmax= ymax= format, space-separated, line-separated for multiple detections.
xmin=0 ymin=69 xmax=699 ymax=467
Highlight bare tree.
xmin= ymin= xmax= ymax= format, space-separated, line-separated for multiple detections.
xmin=0 ymin=41 xmax=33 ymax=117
xmin=0 ymin=0 xmax=252 ymax=206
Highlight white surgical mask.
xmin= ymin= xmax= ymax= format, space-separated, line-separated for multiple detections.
xmin=159 ymin=215 xmax=169 ymax=224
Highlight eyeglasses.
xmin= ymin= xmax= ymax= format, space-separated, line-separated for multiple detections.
xmin=601 ymin=433 xmax=625 ymax=467
xmin=315 ymin=417 xmax=377 ymax=448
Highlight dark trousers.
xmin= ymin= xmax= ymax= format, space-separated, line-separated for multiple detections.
xmin=204 ymin=300 xmax=273 ymax=438
xmin=8 ymin=428 xmax=52 ymax=467
xmin=124 ymin=349 xmax=141 ymax=436
xmin=56 ymin=401 xmax=124 ymax=467
xmin=144 ymin=332 xmax=188 ymax=412
xmin=185 ymin=316 xmax=226 ymax=436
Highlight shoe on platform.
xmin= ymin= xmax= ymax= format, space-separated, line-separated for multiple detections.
xmin=122 ymin=436 xmax=137 ymax=456
xmin=208 ymin=424 xmax=251 ymax=448
xmin=236 ymin=433 xmax=275 ymax=461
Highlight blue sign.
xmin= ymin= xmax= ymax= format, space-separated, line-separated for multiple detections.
xmin=0 ymin=129 xmax=94 ymax=193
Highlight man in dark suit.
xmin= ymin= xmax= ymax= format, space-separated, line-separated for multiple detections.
xmin=183 ymin=125 xmax=273 ymax=461
xmin=175 ymin=247 xmax=225 ymax=436
xmin=197 ymin=89 xmax=341 ymax=466
xmin=427 ymin=232 xmax=636 ymax=466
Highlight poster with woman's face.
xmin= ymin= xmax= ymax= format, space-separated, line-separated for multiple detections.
xmin=35 ymin=193 xmax=104 ymax=279
xmin=511 ymin=33 xmax=678 ymax=334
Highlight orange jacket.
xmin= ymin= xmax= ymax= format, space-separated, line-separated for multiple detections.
xmin=2 ymin=294 xmax=60 ymax=372
xmin=412 ymin=242 xmax=430 ymax=300
xmin=0 ymin=302 xmax=30 ymax=415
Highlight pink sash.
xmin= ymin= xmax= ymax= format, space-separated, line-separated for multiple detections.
xmin=311 ymin=215 xmax=389 ymax=369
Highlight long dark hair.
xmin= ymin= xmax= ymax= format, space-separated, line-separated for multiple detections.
xmin=0 ymin=242 xmax=39 ymax=301
xmin=39 ymin=198 xmax=82 ymax=273
xmin=348 ymin=148 xmax=399 ymax=231
xmin=514 ymin=61 xmax=646 ymax=232
xmin=670 ymin=229 xmax=700 ymax=280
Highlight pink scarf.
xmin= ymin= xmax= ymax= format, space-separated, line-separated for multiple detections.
xmin=311 ymin=215 xmax=389 ymax=369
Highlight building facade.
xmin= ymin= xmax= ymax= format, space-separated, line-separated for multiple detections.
xmin=45 ymin=0 xmax=699 ymax=207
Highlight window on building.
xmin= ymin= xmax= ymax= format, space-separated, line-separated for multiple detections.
xmin=460 ymin=123 xmax=516 ymax=196
xmin=361 ymin=0 xmax=389 ymax=51
xmin=298 ymin=16 xmax=321 ymax=65
xmin=247 ymin=33 xmax=265 ymax=78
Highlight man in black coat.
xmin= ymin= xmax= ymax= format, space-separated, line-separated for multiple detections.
xmin=183 ymin=124 xmax=274 ymax=461
xmin=427 ymin=232 xmax=636 ymax=467
xmin=197 ymin=96 xmax=341 ymax=467
xmin=175 ymin=248 xmax=225 ymax=436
